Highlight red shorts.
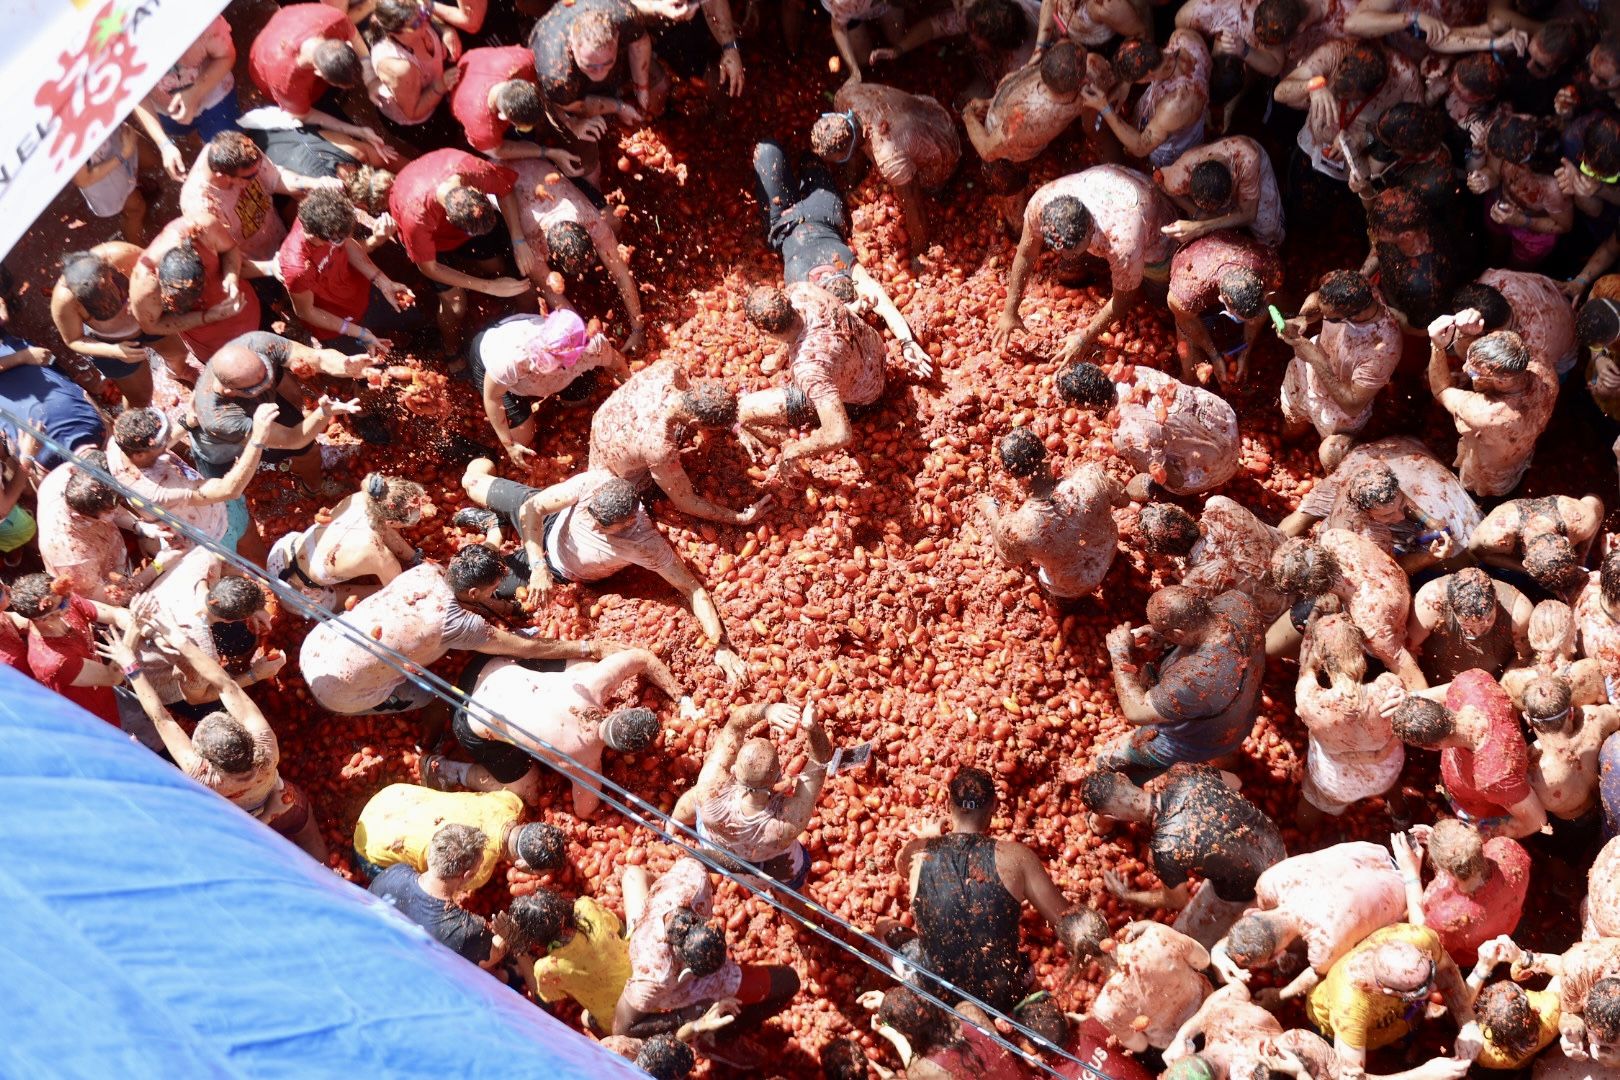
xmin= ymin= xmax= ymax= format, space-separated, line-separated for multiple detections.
xmin=262 ymin=780 xmax=312 ymax=837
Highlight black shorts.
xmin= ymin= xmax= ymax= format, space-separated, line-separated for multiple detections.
xmin=484 ymin=479 xmax=574 ymax=583
xmin=467 ymin=330 xmax=540 ymax=429
xmin=430 ymin=230 xmax=516 ymax=292
xmin=453 ymin=653 xmax=568 ymax=783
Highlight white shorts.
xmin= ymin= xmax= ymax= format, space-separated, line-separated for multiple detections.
xmin=1301 ymin=735 xmax=1404 ymax=815
xmin=266 ymin=531 xmax=338 ymax=614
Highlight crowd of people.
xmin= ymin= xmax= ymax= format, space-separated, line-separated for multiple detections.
xmin=9 ymin=0 xmax=1620 ymax=1074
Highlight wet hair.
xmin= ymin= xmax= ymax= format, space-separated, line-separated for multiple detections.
xmin=1310 ymin=614 xmax=1368 ymax=678
xmin=205 ymin=131 xmax=260 ymax=176
xmin=1398 ymin=158 xmax=1460 ymax=212
xmin=569 ymin=10 xmax=619 ymax=53
xmin=1446 ymin=568 xmax=1497 ymax=620
xmin=61 ymin=251 xmax=122 ymax=321
xmin=312 ymin=39 xmax=363 ymax=89
xmin=8 ymin=574 xmax=60 ymax=620
xmin=1059 ymin=907 xmax=1112 ymax=960
xmin=1453 ymin=52 xmax=1506 ymax=101
xmin=1578 ymin=297 xmax=1620 ymax=348
xmin=1477 ymin=981 xmax=1542 ymax=1058
xmin=113 ymin=408 xmax=168 ymax=454
xmin=810 ymin=113 xmax=858 ymax=163
xmin=1346 ymin=461 xmax=1400 ymax=511
xmin=193 ymin=712 xmax=257 ymax=773
xmin=1523 ymin=675 xmax=1573 ymax=731
xmin=1604 ymin=552 xmax=1620 ymax=606
xmin=1524 ymin=533 xmax=1580 ymax=592
xmin=967 ymin=0 xmax=1027 ymax=51
xmin=1317 ymin=270 xmax=1374 ymax=318
xmin=1582 ymin=115 xmax=1620 ymax=178
xmin=1331 ymin=43 xmax=1387 ymax=100
xmin=513 ymin=822 xmax=568 ymax=870
xmin=1382 ymin=253 xmax=1449 ymax=329
xmin=1535 ymin=17 xmax=1590 ymax=72
xmin=1139 ymin=503 xmax=1200 ymax=555
xmin=1188 ymin=160 xmax=1233 ymax=210
xmin=210 ymin=620 xmax=259 ymax=674
xmin=1251 ymin=0 xmax=1303 ymax=46
xmin=362 ymin=473 xmax=428 ymax=525
xmin=1428 ymin=818 xmax=1486 ymax=880
xmin=1529 ymin=599 xmax=1575 ymax=653
xmin=443 ymin=185 xmax=499 ymax=236
xmin=545 ymin=222 xmax=595 ymax=276
xmin=426 ymin=823 xmax=487 ymax=880
xmin=297 ymin=189 xmax=356 ymax=244
xmin=492 ymin=79 xmax=543 ymax=128
xmin=1374 ymin=103 xmax=1444 ymax=158
xmin=745 ymin=285 xmax=794 ymax=333
xmin=877 ymin=987 xmax=956 ymax=1054
xmin=510 ymin=886 xmax=574 ymax=944
xmin=64 ymin=465 xmax=118 ymax=517
xmin=1113 ymin=37 xmax=1162 ymax=83
xmin=1366 ymin=188 xmax=1426 ymax=235
xmin=1015 ymin=997 xmax=1070 ymax=1049
xmin=679 ymin=383 xmax=737 ymax=427
xmin=602 ymin=706 xmax=659 ymax=752
xmin=1038 ymin=195 xmax=1092 ymax=252
xmin=206 ymin=576 xmax=266 ymax=622
xmin=981 ymin=157 xmax=1030 ymax=196
xmin=1209 ymin=54 xmax=1246 ymax=108
xmin=669 ymin=912 xmax=727 ymax=976
xmin=949 ymin=766 xmax=996 ymax=814
xmin=585 ymin=479 xmax=639 ymax=528
xmin=820 ymin=1037 xmax=870 ymax=1080
xmin=446 ymin=543 xmax=504 ymax=593
xmin=1467 ymin=330 xmax=1530 ymax=374
xmin=1056 ymin=362 xmax=1114 ymax=409
xmin=1039 ymin=40 xmax=1081 ymax=96
xmin=1147 ymin=585 xmax=1211 ymax=631
xmin=1587 ymin=978 xmax=1620 ymax=1043
xmin=636 ymin=1035 xmax=696 ymax=1080
xmin=1077 ymin=769 xmax=1127 ymax=811
xmin=1224 ymin=914 xmax=1280 ymax=966
xmin=156 ymin=241 xmax=206 ymax=312
xmin=998 ymin=427 xmax=1047 ymax=478
xmin=1270 ymin=540 xmax=1340 ymax=597
xmin=1391 ymin=696 xmax=1455 ymax=747
xmin=343 ymin=165 xmax=395 ymax=214
xmin=1487 ymin=114 xmax=1539 ymax=166
xmin=1219 ymin=269 xmax=1267 ymax=319
xmin=823 ymin=273 xmax=858 ymax=304
xmin=1451 ymin=283 xmax=1511 ymax=332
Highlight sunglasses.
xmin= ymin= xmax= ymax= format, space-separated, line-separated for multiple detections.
xmin=1582 ymin=160 xmax=1620 ymax=185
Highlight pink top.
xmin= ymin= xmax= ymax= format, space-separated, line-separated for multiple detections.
xmin=621 ymin=857 xmax=742 ymax=1012
xmin=833 ymin=83 xmax=961 ymax=190
xmin=1254 ymin=842 xmax=1407 ymax=971
xmin=371 ymin=28 xmax=449 ymax=126
xmin=1442 ymin=669 xmax=1532 ymax=820
xmin=1111 ymin=365 xmax=1240 ymax=495
xmin=1168 ymin=230 xmax=1282 ymax=314
xmin=979 ymin=65 xmax=1087 ymax=164
xmin=1422 ymin=836 xmax=1529 ymax=964
xmin=1026 ymin=166 xmax=1177 ymax=293
xmin=479 ymin=310 xmax=591 ymax=398
xmin=1183 ymin=496 xmax=1289 ymax=621
xmin=148 ymin=16 xmax=235 ymax=113
xmin=108 ymin=438 xmax=229 ymax=545
xmin=1293 ymin=304 xmax=1402 ymax=433
xmin=36 ymin=463 xmax=130 ymax=597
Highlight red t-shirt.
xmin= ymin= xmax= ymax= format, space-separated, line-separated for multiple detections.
xmin=1442 ymin=669 xmax=1533 ymax=819
xmin=278 ymin=218 xmax=370 ymax=334
xmin=451 ymin=46 xmax=537 ymax=154
xmin=1422 ymin=837 xmax=1531 ymax=965
xmin=27 ymin=596 xmax=119 ymax=726
xmin=0 ymin=616 xmax=28 ymax=674
xmin=249 ymin=3 xmax=351 ymax=116
xmin=387 ymin=149 xmax=518 ymax=264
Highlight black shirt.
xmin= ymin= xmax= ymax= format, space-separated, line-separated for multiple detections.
xmin=369 ymin=864 xmax=494 ymax=964
xmin=529 ymin=0 xmax=648 ymax=106
xmin=1149 ymin=764 xmax=1285 ymax=903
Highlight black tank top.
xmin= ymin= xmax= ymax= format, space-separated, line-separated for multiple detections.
xmin=1424 ymin=595 xmax=1517 ymax=683
xmin=913 ymin=833 xmax=1027 ymax=1011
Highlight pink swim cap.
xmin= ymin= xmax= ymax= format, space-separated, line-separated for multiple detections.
xmin=519 ymin=309 xmax=589 ymax=374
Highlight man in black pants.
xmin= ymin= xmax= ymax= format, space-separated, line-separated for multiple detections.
xmin=751 ymin=140 xmax=932 ymax=376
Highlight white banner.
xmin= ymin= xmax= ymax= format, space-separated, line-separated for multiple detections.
xmin=0 ymin=0 xmax=230 ymax=260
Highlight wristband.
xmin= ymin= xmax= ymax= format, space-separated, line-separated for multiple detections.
xmin=123 ymin=662 xmax=143 ymax=678
xmin=721 ymin=39 xmax=739 ymax=51
xmin=339 ymin=317 xmax=353 ymax=336
xmin=1575 ymin=274 xmax=1593 ymax=287
xmin=1100 ymin=104 xmax=1113 ymax=117
xmin=514 ymin=236 xmax=529 ymax=246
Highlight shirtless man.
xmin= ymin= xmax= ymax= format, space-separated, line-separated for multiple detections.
xmin=267 ymin=474 xmax=430 ymax=614
xmin=1156 ymin=135 xmax=1285 ymax=248
xmin=1523 ymin=676 xmax=1620 ymax=826
xmin=458 ymin=461 xmax=746 ymax=682
xmin=443 ymin=646 xmax=681 ymax=814
xmin=1085 ymin=31 xmax=1211 ymax=168
xmin=51 ymin=244 xmax=189 ymax=408
xmin=1295 ymin=614 xmax=1408 ymax=828
xmin=1469 ymin=495 xmax=1604 ymax=594
xmin=1501 ymin=938 xmax=1620 ymax=1065
xmin=1088 ymin=920 xmax=1211 ymax=1053
xmin=1100 ymin=587 xmax=1265 ymax=782
xmin=1308 ymin=462 xmax=1460 ymax=573
xmin=1389 ymin=672 xmax=1548 ymax=838
xmin=1057 ymin=360 xmax=1239 ymax=498
xmin=1137 ymin=499 xmax=1289 ymax=623
xmin=1280 ymin=437 xmax=1482 ymax=550
xmin=1397 ymin=819 xmax=1530 ymax=966
xmin=1456 ymin=273 xmax=1578 ymax=378
xmin=1166 ymin=230 xmax=1279 ymax=388
xmin=1279 ymin=270 xmax=1402 ymax=442
xmin=994 ymin=165 xmax=1177 ymax=362
xmin=510 ymin=160 xmax=644 ymax=345
xmin=1574 ymin=554 xmax=1620 ymax=704
xmin=673 ymin=700 xmax=832 ymax=888
xmin=738 ymin=282 xmax=925 ymax=466
xmin=1080 ymin=765 xmax=1284 ymax=948
xmin=962 ymin=41 xmax=1086 ymax=166
xmin=895 ymin=766 xmax=1089 ymax=1011
xmin=298 ymin=545 xmax=602 ymax=715
xmin=979 ymin=427 xmax=1126 ymax=600
xmin=128 ymin=219 xmax=259 ymax=365
xmin=1162 ymin=983 xmax=1285 ymax=1080
xmin=1408 ymin=567 xmax=1532 ymax=684
xmin=1210 ymin=841 xmax=1408 ymax=1001
xmin=587 ymin=358 xmax=767 ymax=526
xmin=1586 ymin=837 xmax=1620 ymax=940
xmin=812 ymin=82 xmax=961 ymax=260
xmin=1269 ymin=532 xmax=1425 ymax=689
xmin=1502 ymin=601 xmax=1606 ymax=709
xmin=1427 ymin=311 xmax=1557 ymax=498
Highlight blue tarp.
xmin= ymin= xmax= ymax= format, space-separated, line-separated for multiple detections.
xmin=0 ymin=665 xmax=645 ymax=1079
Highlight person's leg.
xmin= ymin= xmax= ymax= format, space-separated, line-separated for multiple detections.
xmin=623 ymin=865 xmax=652 ymax=929
xmin=151 ymin=335 xmax=197 ymax=384
xmin=437 ymin=286 xmax=469 ymax=356
xmin=730 ymin=965 xmax=801 ymax=1029
xmin=752 ymin=140 xmax=796 ymax=242
xmin=461 ymin=457 xmax=499 ymax=507
xmin=120 ymin=186 xmax=148 ymax=245
xmin=112 ymin=360 xmax=154 ymax=409
xmin=286 ymin=443 xmax=325 ymax=494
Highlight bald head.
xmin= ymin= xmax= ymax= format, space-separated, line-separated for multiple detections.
xmin=211 ymin=343 xmax=273 ymax=392
xmin=1373 ymin=941 xmax=1433 ymax=995
xmin=1146 ymin=585 xmax=1211 ymax=637
xmin=734 ymin=738 xmax=779 ymax=789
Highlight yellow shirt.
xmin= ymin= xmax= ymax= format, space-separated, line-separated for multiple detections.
xmin=352 ymin=785 xmax=523 ymax=892
xmin=1477 ymin=988 xmax=1559 ymax=1070
xmin=530 ymin=897 xmax=631 ymax=1024
xmin=1306 ymin=923 xmax=1446 ymax=1051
